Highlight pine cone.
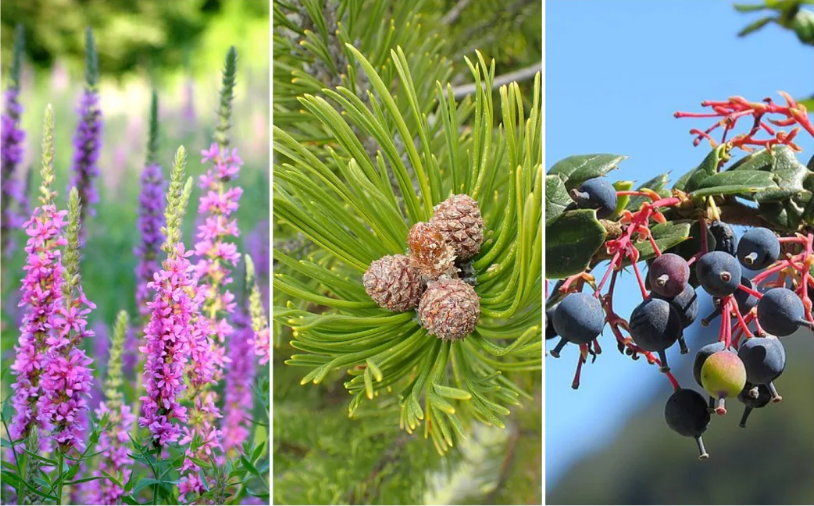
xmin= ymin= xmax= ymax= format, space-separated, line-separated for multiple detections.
xmin=407 ymin=221 xmax=456 ymax=281
xmin=418 ymin=278 xmax=480 ymax=341
xmin=430 ymin=194 xmax=484 ymax=260
xmin=363 ymin=254 xmax=423 ymax=312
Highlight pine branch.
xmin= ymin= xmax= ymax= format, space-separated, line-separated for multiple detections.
xmin=451 ymin=63 xmax=542 ymax=99
xmin=441 ymin=0 xmax=472 ymax=25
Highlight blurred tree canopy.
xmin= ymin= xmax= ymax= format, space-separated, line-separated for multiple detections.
xmin=1 ymin=0 xmax=269 ymax=79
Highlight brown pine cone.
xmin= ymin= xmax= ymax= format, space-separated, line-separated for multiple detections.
xmin=407 ymin=221 xmax=456 ymax=281
xmin=418 ymin=278 xmax=480 ymax=341
xmin=430 ymin=194 xmax=484 ymax=261
xmin=363 ymin=254 xmax=423 ymax=312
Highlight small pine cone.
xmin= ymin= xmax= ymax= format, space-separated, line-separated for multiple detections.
xmin=430 ymin=194 xmax=484 ymax=260
xmin=418 ymin=278 xmax=480 ymax=341
xmin=363 ymin=254 xmax=423 ymax=312
xmin=407 ymin=222 xmax=456 ymax=280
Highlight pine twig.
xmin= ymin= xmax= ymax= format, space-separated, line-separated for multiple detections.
xmin=441 ymin=0 xmax=472 ymax=25
xmin=451 ymin=63 xmax=541 ymax=99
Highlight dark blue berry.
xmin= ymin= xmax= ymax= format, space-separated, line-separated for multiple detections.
xmin=546 ymin=304 xmax=559 ymax=340
xmin=756 ymin=287 xmax=811 ymax=337
xmin=629 ymin=298 xmax=682 ymax=371
xmin=653 ymin=283 xmax=698 ymax=329
xmin=737 ymin=336 xmax=785 ymax=385
xmin=737 ymin=227 xmax=780 ymax=270
xmin=552 ymin=292 xmax=604 ymax=350
xmin=664 ymin=388 xmax=711 ymax=460
xmin=709 ymin=220 xmax=738 ymax=256
xmin=569 ymin=178 xmax=617 ymax=219
xmin=737 ymin=383 xmax=772 ymax=428
xmin=696 ymin=251 xmax=742 ymax=297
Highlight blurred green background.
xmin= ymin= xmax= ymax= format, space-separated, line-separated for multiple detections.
xmin=0 ymin=0 xmax=270 ymax=461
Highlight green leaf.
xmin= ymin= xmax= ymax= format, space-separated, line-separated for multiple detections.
xmin=544 ymin=175 xmax=571 ymax=223
xmin=627 ymin=173 xmax=670 ymax=211
xmin=241 ymin=454 xmax=261 ymax=478
xmin=545 ymin=210 xmax=606 ymax=278
xmin=611 ymin=181 xmax=633 ymax=218
xmin=120 ymin=495 xmax=140 ymax=505
xmin=252 ymin=441 xmax=266 ymax=463
xmin=132 ymin=478 xmax=161 ymax=496
xmin=634 ymin=222 xmax=692 ymax=260
xmin=673 ymin=148 xmax=721 ymax=193
xmin=689 ymin=170 xmax=776 ymax=198
xmin=547 ymin=154 xmax=626 ymax=189
xmin=754 ymin=146 xmax=811 ymax=201
xmin=737 ymin=16 xmax=774 ymax=36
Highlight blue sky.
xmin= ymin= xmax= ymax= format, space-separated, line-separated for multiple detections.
xmin=545 ymin=0 xmax=814 ymax=487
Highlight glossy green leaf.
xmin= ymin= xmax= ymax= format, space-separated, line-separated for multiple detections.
xmin=689 ymin=170 xmax=776 ymax=198
xmin=673 ymin=148 xmax=721 ymax=193
xmin=545 ymin=175 xmax=571 ymax=223
xmin=626 ymin=173 xmax=669 ymax=211
xmin=634 ymin=222 xmax=692 ymax=260
xmin=545 ymin=209 xmax=606 ymax=278
xmin=611 ymin=181 xmax=633 ymax=218
xmin=547 ymin=154 xmax=626 ymax=189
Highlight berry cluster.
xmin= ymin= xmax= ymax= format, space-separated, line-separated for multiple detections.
xmin=546 ymin=176 xmax=814 ymax=460
xmin=363 ymin=194 xmax=484 ymax=341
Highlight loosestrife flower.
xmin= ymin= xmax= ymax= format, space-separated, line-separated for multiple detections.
xmin=9 ymin=105 xmax=66 ymax=442
xmin=1 ymin=25 xmax=26 ymax=259
xmin=70 ymin=27 xmax=102 ymax=227
xmin=87 ymin=311 xmax=136 ymax=505
xmin=246 ymin=255 xmax=270 ymax=365
xmin=180 ymin=47 xmax=240 ymax=501
xmin=222 ymin=308 xmax=255 ymax=451
xmin=38 ymin=187 xmax=95 ymax=453
xmin=138 ymin=146 xmax=195 ymax=447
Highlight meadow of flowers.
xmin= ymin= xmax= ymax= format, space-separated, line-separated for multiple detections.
xmin=0 ymin=25 xmax=270 ymax=506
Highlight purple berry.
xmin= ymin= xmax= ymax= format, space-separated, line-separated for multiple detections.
xmin=648 ymin=253 xmax=690 ymax=298
xmin=737 ymin=227 xmax=780 ymax=270
xmin=654 ymin=283 xmax=698 ymax=329
xmin=569 ymin=178 xmax=617 ymax=219
xmin=696 ymin=251 xmax=741 ymax=297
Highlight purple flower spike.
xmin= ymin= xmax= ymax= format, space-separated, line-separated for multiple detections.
xmin=9 ymin=204 xmax=67 ymax=441
xmin=138 ymin=243 xmax=196 ymax=446
xmin=135 ymin=162 xmax=165 ymax=316
xmin=70 ymin=88 xmax=102 ymax=223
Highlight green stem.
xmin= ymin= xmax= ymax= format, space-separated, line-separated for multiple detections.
xmin=56 ymin=451 xmax=64 ymax=505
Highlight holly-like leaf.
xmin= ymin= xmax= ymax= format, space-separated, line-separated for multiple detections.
xmin=545 ymin=175 xmax=571 ymax=223
xmin=547 ymin=154 xmax=626 ymax=189
xmin=689 ymin=170 xmax=776 ymax=198
xmin=634 ymin=222 xmax=692 ymax=260
xmin=611 ymin=181 xmax=633 ymax=218
xmin=626 ymin=173 xmax=669 ymax=211
xmin=673 ymin=148 xmax=721 ymax=193
xmin=545 ymin=209 xmax=606 ymax=278
xmin=728 ymin=148 xmax=774 ymax=172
